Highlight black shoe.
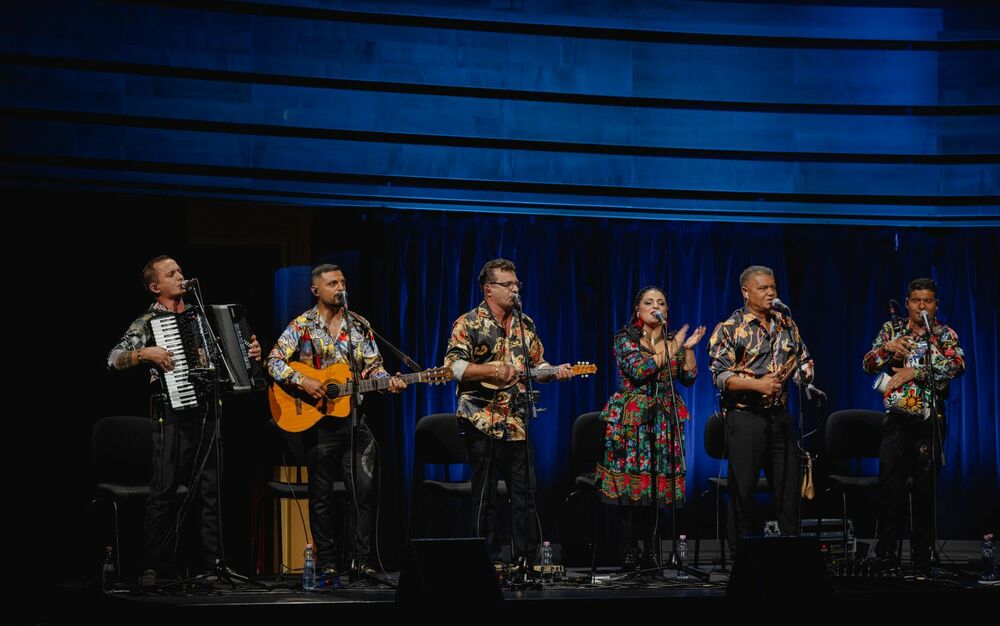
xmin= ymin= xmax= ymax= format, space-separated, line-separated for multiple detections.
xmin=864 ymin=554 xmax=900 ymax=575
xmin=317 ymin=567 xmax=341 ymax=588
xmin=198 ymin=570 xmax=219 ymax=584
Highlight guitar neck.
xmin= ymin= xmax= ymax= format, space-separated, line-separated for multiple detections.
xmin=350 ymin=370 xmax=430 ymax=394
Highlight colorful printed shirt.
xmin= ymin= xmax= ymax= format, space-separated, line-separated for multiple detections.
xmin=106 ymin=302 xmax=207 ymax=385
xmin=267 ymin=306 xmax=388 ymax=387
xmin=708 ymin=306 xmax=812 ymax=411
xmin=601 ymin=326 xmax=697 ymax=425
xmin=594 ymin=327 xmax=696 ymax=506
xmin=443 ymin=301 xmax=547 ymax=441
xmin=862 ymin=319 xmax=964 ymax=418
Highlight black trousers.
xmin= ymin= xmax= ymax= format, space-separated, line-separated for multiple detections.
xmin=465 ymin=426 xmax=539 ymax=562
xmin=144 ymin=401 xmax=219 ymax=572
xmin=876 ymin=411 xmax=942 ymax=565
xmin=303 ymin=417 xmax=375 ymax=571
xmin=725 ymin=408 xmax=800 ymax=553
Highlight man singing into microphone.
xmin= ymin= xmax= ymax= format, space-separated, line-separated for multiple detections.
xmin=708 ymin=265 xmax=814 ymax=556
xmin=863 ymin=277 xmax=964 ymax=574
xmin=267 ymin=263 xmax=406 ymax=580
xmin=107 ymin=255 xmax=262 ymax=587
xmin=443 ymin=258 xmax=573 ymax=567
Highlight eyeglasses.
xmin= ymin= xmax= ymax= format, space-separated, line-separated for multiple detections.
xmin=488 ymin=281 xmax=523 ymax=290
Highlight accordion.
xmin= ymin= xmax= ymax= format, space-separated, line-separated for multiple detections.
xmin=149 ymin=304 xmax=265 ymax=410
xmin=206 ymin=303 xmax=267 ymax=394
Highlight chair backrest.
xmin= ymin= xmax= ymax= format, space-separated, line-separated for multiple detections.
xmin=91 ymin=416 xmax=154 ymax=487
xmin=824 ymin=409 xmax=884 ymax=460
xmin=703 ymin=412 xmax=728 ymax=460
xmin=571 ymin=411 xmax=605 ymax=470
xmin=415 ymin=413 xmax=468 ymax=465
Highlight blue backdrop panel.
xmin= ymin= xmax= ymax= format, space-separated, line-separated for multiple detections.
xmin=3 ymin=0 xmax=998 ymax=222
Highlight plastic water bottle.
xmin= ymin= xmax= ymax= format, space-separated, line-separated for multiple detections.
xmin=303 ymin=543 xmax=316 ymax=590
xmin=676 ymin=535 xmax=689 ymax=580
xmin=982 ymin=533 xmax=996 ymax=582
xmin=100 ymin=546 xmax=115 ymax=592
xmin=540 ymin=541 xmax=553 ymax=580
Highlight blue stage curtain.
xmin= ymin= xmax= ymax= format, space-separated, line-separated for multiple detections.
xmin=304 ymin=210 xmax=998 ymax=538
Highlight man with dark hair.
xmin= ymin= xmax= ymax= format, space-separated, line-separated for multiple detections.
xmin=708 ymin=265 xmax=814 ymax=554
xmin=444 ymin=258 xmax=573 ymax=566
xmin=267 ymin=263 xmax=406 ymax=579
xmin=107 ymin=256 xmax=261 ymax=587
xmin=863 ymin=277 xmax=964 ymax=573
xmin=477 ymin=258 xmax=517 ymax=288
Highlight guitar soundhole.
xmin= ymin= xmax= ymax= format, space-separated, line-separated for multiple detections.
xmin=326 ymin=384 xmax=340 ymax=398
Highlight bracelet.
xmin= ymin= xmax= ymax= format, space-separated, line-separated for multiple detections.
xmin=494 ymin=364 xmax=500 ymax=380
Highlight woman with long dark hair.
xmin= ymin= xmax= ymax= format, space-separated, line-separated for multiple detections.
xmin=594 ymin=285 xmax=706 ymax=571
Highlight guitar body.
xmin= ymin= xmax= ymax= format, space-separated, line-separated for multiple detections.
xmin=268 ymin=362 xmax=353 ymax=432
xmin=269 ymin=361 xmax=454 ymax=432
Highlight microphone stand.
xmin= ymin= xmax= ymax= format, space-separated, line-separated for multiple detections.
xmin=653 ymin=338 xmax=711 ymax=582
xmin=335 ymin=293 xmax=404 ymax=589
xmin=616 ymin=319 xmax=668 ymax=582
xmin=340 ymin=298 xmax=417 ymax=589
xmin=920 ymin=311 xmax=944 ymax=573
xmin=661 ymin=323 xmax=710 ymax=583
xmin=339 ymin=291 xmax=372 ymax=585
xmin=509 ymin=294 xmax=542 ymax=589
xmin=774 ymin=303 xmax=821 ymax=554
xmin=160 ymin=281 xmax=266 ymax=589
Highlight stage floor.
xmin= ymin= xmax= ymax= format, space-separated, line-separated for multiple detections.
xmin=30 ymin=540 xmax=999 ymax=621
xmin=39 ymin=563 xmax=999 ymax=622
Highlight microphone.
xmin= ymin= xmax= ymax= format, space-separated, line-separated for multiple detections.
xmin=181 ymin=278 xmax=198 ymax=290
xmin=653 ymin=310 xmax=667 ymax=326
xmin=920 ymin=309 xmax=932 ymax=331
xmin=794 ymin=362 xmax=825 ymax=401
xmin=804 ymin=383 xmax=826 ymax=401
xmin=339 ymin=291 xmax=350 ymax=309
xmin=511 ymin=292 xmax=522 ymax=308
xmin=770 ymin=298 xmax=791 ymax=315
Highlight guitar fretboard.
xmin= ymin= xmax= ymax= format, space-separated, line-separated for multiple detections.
xmin=326 ymin=370 xmax=436 ymax=397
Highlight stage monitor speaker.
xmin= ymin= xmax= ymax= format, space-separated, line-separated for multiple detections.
xmin=727 ymin=537 xmax=833 ymax=597
xmin=396 ymin=537 xmax=503 ymax=604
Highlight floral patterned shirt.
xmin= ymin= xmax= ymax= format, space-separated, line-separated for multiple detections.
xmin=267 ymin=305 xmax=388 ymax=387
xmin=602 ymin=326 xmax=697 ymax=425
xmin=708 ymin=306 xmax=812 ymax=411
xmin=107 ymin=302 xmax=208 ymax=385
xmin=443 ymin=301 xmax=547 ymax=441
xmin=862 ymin=319 xmax=964 ymax=418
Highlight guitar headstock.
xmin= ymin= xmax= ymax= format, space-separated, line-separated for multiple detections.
xmin=421 ymin=366 xmax=454 ymax=385
xmin=570 ymin=361 xmax=597 ymax=377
